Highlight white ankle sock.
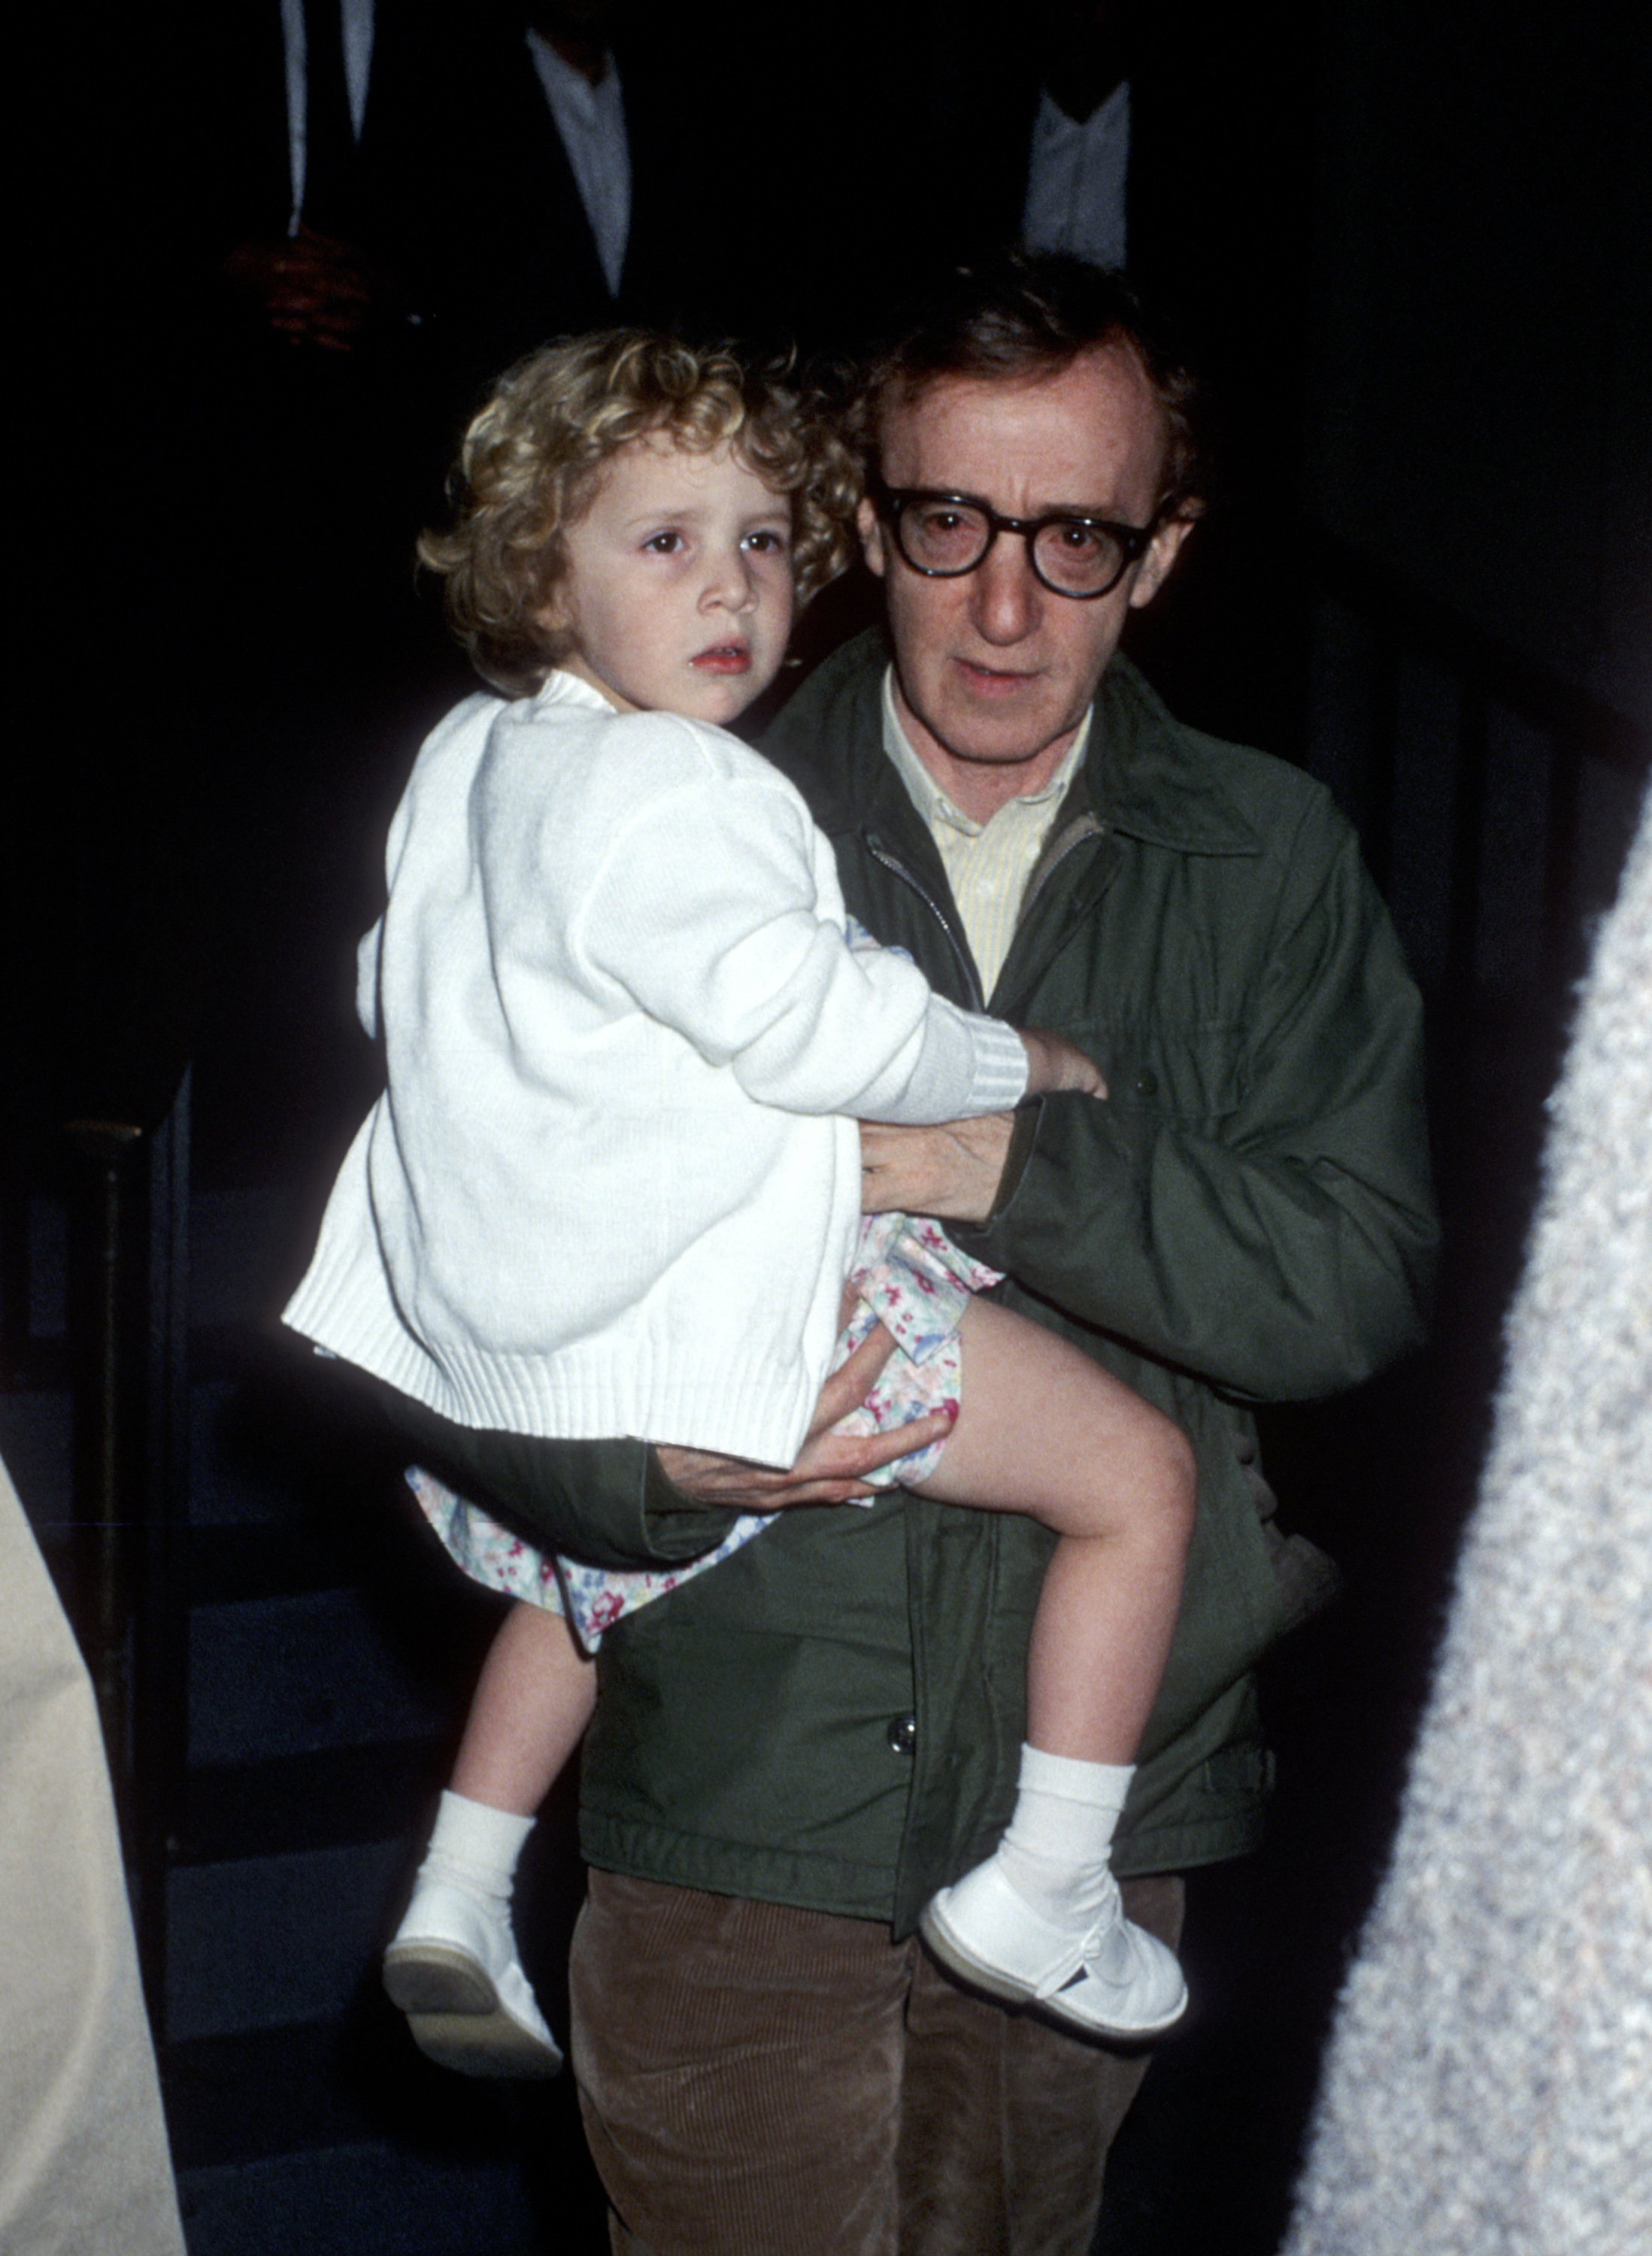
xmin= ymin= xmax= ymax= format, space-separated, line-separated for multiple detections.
xmin=418 ymin=1789 xmax=535 ymax=1907
xmin=990 ymin=1744 xmax=1134 ymax=1931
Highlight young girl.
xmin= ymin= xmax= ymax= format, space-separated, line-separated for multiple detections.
xmin=283 ymin=332 xmax=1195 ymax=2081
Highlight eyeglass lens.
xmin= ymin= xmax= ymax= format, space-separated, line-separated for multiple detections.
xmin=895 ymin=499 xmax=1130 ymax=596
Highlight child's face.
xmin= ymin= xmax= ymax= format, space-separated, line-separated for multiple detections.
xmin=547 ymin=435 xmax=795 ymax=726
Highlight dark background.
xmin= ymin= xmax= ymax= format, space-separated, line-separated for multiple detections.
xmin=5 ymin=4 xmax=1647 ymax=2250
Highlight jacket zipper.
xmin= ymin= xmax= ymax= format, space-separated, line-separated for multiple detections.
xmin=861 ymin=831 xmax=987 ymax=1013
xmin=1017 ymin=812 xmax=1108 ymax=928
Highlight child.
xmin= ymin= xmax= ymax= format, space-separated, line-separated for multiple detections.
xmin=283 ymin=332 xmax=1195 ymax=2082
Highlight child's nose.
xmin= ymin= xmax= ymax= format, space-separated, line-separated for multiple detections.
xmin=704 ymin=547 xmax=757 ymax=608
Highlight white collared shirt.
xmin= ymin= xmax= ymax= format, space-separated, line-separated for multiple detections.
xmin=526 ymin=30 xmax=632 ymax=297
xmin=280 ymin=0 xmax=376 ymax=235
xmin=1021 ymin=77 xmax=1131 ymax=271
xmin=881 ymin=667 xmax=1092 ymax=1000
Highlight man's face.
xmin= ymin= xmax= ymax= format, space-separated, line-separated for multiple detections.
xmin=858 ymin=348 xmax=1192 ymax=791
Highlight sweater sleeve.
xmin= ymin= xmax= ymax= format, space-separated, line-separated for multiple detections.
xmin=571 ymin=758 xmax=1028 ymax=1123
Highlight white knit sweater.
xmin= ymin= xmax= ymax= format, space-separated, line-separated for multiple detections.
xmin=283 ymin=673 xmax=1029 ymax=1465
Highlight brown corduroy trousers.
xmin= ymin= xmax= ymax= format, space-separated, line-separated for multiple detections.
xmin=569 ymin=1867 xmax=1184 ymax=2256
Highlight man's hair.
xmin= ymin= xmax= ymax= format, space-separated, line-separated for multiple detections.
xmin=851 ymin=252 xmax=1206 ymax=520
xmin=420 ymin=332 xmax=861 ymax=696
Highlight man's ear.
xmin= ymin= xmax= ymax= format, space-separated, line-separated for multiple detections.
xmin=856 ymin=496 xmax=888 ymax=579
xmin=1127 ymin=511 xmax=1197 ymax=611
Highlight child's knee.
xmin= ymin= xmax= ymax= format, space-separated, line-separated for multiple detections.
xmin=1150 ymin=1419 xmax=1199 ymax=1549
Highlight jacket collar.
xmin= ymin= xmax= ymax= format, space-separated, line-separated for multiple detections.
xmin=1080 ymin=658 xmax=1263 ymax=857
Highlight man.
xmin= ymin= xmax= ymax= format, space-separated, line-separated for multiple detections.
xmin=445 ymin=256 xmax=1438 ymax=2253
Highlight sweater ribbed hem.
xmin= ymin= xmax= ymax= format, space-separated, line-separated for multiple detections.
xmin=285 ymin=1196 xmax=834 ymax=1466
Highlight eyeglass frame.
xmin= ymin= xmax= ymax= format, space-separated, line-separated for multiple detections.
xmin=866 ymin=469 xmax=1166 ymax=602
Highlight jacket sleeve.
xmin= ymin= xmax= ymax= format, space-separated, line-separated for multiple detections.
xmin=959 ymin=814 xmax=1438 ymax=1403
xmin=573 ymin=764 xmax=1027 ymax=1122
xmin=390 ymin=1421 xmax=740 ymax=1572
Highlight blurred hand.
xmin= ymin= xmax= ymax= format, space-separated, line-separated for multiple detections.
xmin=223 ymin=227 xmax=377 ymax=352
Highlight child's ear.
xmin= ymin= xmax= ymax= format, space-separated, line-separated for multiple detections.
xmin=538 ymin=581 xmax=571 ymax=641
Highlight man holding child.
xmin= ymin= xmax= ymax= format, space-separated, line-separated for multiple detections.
xmin=480 ymin=257 xmax=1435 ymax=2251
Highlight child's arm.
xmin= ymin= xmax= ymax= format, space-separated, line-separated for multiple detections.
xmin=568 ymin=743 xmax=1027 ymax=1126
xmin=845 ymin=923 xmax=1105 ymax=1104
xmin=1017 ymin=1029 xmax=1108 ymax=1099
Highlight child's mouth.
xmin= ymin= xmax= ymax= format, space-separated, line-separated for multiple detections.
xmin=690 ymin=644 xmax=751 ymax=674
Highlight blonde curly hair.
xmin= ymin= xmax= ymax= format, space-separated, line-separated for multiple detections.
xmin=419 ymin=332 xmax=862 ymax=696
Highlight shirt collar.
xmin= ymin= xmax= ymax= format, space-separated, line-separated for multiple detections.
xmin=879 ymin=666 xmax=1092 ymax=836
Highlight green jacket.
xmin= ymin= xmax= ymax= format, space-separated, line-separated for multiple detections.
xmin=507 ymin=635 xmax=1437 ymax=1934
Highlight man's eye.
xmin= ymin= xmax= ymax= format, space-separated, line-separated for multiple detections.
xmin=1053 ymin=520 xmax=1106 ymax=552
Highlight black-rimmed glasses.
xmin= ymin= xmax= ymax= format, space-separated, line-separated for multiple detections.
xmin=868 ymin=472 xmax=1162 ymax=600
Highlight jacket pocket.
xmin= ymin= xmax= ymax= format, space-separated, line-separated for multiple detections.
xmin=1074 ymin=1020 xmax=1247 ymax=1128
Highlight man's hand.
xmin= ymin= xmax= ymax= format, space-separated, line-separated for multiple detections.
xmin=223 ymin=228 xmax=377 ymax=351
xmin=653 ymin=1314 xmax=953 ymax=1509
xmin=859 ymin=1112 xmax=1017 ymax=1225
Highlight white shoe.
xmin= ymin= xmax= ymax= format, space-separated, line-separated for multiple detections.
xmin=383 ymin=1876 xmax=563 ymax=2077
xmin=920 ymin=1857 xmax=1187 ymax=2040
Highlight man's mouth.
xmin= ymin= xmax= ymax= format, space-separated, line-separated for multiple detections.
xmin=691 ymin=644 xmax=752 ymax=674
xmin=956 ymin=657 xmax=1037 ymax=695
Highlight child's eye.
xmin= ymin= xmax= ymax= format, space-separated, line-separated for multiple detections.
xmin=744 ymin=529 xmax=790 ymax=554
xmin=643 ymin=531 xmax=685 ymax=554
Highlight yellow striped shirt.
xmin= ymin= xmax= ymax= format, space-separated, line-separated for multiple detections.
xmin=880 ymin=668 xmax=1091 ymax=1001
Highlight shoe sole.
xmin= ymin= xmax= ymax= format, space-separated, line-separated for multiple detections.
xmin=383 ymin=1941 xmax=563 ymax=2079
xmin=918 ymin=1900 xmax=1187 ymax=2042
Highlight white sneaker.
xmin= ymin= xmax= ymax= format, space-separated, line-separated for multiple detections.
xmin=383 ymin=1877 xmax=563 ymax=2077
xmin=920 ymin=1857 xmax=1187 ymax=2040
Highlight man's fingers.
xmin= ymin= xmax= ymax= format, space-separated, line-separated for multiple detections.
xmin=653 ymin=1402 xmax=955 ymax=1513
xmin=805 ymin=1408 xmax=955 ymax=1476
xmin=806 ymin=1318 xmax=896 ymax=1438
xmin=764 ymin=1407 xmax=956 ymax=1507
xmin=654 ymin=1310 xmax=950 ymax=1512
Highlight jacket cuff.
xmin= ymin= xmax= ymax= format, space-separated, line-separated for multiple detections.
xmin=375 ymin=1383 xmax=740 ymax=1570
xmin=642 ymin=1448 xmax=744 ymax=1561
xmin=950 ymin=1099 xmax=1042 ymax=1257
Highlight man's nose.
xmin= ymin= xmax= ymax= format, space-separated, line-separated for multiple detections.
xmin=969 ymin=530 xmax=1041 ymax=642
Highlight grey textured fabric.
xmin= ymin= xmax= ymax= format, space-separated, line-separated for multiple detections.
xmin=1281 ymin=784 xmax=1652 ymax=2256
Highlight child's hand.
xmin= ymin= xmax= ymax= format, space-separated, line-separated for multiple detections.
xmin=1017 ymin=1029 xmax=1108 ymax=1099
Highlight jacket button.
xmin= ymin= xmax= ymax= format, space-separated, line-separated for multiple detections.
xmin=1133 ymin=1069 xmax=1159 ymax=1096
xmin=887 ymin=1713 xmax=917 ymax=1757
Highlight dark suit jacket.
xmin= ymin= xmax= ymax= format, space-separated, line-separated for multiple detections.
xmin=386 ymin=8 xmax=697 ymax=426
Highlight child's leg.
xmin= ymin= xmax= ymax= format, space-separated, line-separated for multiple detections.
xmin=908 ymin=1297 xmax=1196 ymax=1763
xmin=450 ymin=1595 xmax=597 ymax=1812
xmin=384 ymin=1601 xmax=594 ymax=2079
xmin=909 ymin=1299 xmax=1196 ymax=2040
